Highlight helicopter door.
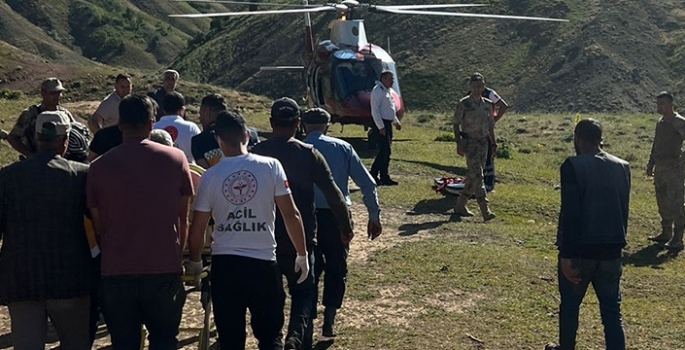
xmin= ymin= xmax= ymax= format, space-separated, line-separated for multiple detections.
xmin=314 ymin=67 xmax=325 ymax=106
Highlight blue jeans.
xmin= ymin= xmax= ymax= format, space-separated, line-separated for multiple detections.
xmin=100 ymin=274 xmax=186 ymax=350
xmin=558 ymin=257 xmax=626 ymax=350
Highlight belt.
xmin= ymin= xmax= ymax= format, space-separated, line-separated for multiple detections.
xmin=459 ymin=132 xmax=488 ymax=140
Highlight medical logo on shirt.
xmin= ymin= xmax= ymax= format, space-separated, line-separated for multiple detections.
xmin=223 ymin=170 xmax=258 ymax=205
xmin=163 ymin=126 xmax=179 ymax=141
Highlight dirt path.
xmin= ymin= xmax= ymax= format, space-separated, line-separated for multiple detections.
xmin=0 ymin=203 xmax=446 ymax=349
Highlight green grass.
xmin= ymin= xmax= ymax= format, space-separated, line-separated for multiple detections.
xmin=0 ymin=106 xmax=681 ymax=349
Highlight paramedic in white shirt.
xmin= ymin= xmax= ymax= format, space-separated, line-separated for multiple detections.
xmin=186 ymin=110 xmax=308 ymax=350
xmin=153 ymin=92 xmax=201 ymax=163
xmin=370 ymin=70 xmax=402 ymax=186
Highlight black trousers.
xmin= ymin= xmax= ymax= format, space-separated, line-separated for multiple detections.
xmin=370 ymin=120 xmax=394 ymax=180
xmin=211 ymin=255 xmax=285 ymax=350
xmin=483 ymin=142 xmax=496 ymax=191
xmin=277 ymin=251 xmax=316 ymax=349
xmin=314 ymin=209 xmax=349 ymax=310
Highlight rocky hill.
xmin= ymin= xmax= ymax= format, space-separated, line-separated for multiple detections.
xmin=1 ymin=0 xmax=684 ymax=113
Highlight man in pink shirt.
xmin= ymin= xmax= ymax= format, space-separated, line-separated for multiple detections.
xmin=87 ymin=94 xmax=194 ymax=349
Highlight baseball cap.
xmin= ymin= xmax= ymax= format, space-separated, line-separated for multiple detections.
xmin=270 ymin=97 xmax=301 ymax=121
xmin=302 ymin=108 xmax=331 ymax=124
xmin=41 ymin=78 xmax=66 ymax=92
xmin=35 ymin=111 xmax=71 ymax=138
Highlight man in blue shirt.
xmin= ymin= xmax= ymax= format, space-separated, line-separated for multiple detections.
xmin=303 ymin=108 xmax=382 ymax=340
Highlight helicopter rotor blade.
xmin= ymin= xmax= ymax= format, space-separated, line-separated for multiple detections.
xmin=169 ymin=6 xmax=336 ymax=18
xmin=377 ymin=4 xmax=488 ymax=10
xmin=375 ymin=7 xmax=568 ymax=22
xmin=173 ymin=0 xmax=321 ymax=7
xmin=260 ymin=66 xmax=306 ymax=71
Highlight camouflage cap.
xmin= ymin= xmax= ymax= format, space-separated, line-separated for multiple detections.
xmin=470 ymin=73 xmax=485 ymax=83
xmin=41 ymin=78 xmax=66 ymax=92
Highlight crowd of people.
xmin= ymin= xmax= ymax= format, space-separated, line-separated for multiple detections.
xmin=0 ymin=71 xmax=382 ymax=350
xmin=0 ymin=67 xmax=681 ymax=350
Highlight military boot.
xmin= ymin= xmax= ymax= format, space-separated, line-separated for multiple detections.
xmin=648 ymin=225 xmax=673 ymax=243
xmin=665 ymin=226 xmax=684 ymax=250
xmin=477 ymin=197 xmax=496 ymax=222
xmin=454 ymin=194 xmax=475 ymax=217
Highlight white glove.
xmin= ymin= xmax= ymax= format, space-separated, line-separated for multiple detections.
xmin=184 ymin=260 xmax=203 ymax=284
xmin=294 ymin=254 xmax=310 ymax=284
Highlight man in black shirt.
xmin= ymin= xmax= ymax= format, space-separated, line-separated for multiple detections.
xmin=88 ymin=125 xmax=123 ymax=162
xmin=252 ymin=97 xmax=353 ymax=350
xmin=546 ymin=119 xmax=629 ymax=350
xmin=192 ymin=93 xmax=259 ymax=169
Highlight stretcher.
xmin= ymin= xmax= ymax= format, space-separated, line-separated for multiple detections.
xmin=434 ymin=177 xmax=467 ymax=196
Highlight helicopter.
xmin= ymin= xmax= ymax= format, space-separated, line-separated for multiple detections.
xmin=171 ymin=0 xmax=567 ymax=127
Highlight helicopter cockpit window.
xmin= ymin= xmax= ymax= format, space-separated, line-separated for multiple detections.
xmin=332 ymin=58 xmax=383 ymax=100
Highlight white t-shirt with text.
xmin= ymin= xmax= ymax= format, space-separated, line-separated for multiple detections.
xmin=194 ymin=154 xmax=291 ymax=261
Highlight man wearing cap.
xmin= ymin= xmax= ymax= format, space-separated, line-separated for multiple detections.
xmin=88 ymin=74 xmax=133 ymax=134
xmin=87 ymin=95 xmax=193 ymax=349
xmin=453 ymin=73 xmax=496 ymax=222
xmin=0 ymin=111 xmax=94 ymax=349
xmin=464 ymin=73 xmax=509 ymax=192
xmin=7 ymin=78 xmax=76 ymax=159
xmin=252 ymin=97 xmax=354 ymax=350
xmin=302 ymin=108 xmax=382 ymax=339
xmin=546 ymin=119 xmax=630 ymax=350
xmin=191 ymin=93 xmax=260 ymax=169
xmin=152 ymin=69 xmax=184 ymax=108
xmin=370 ymin=70 xmax=402 ymax=186
xmin=646 ymin=91 xmax=685 ymax=250
xmin=186 ymin=110 xmax=309 ymax=350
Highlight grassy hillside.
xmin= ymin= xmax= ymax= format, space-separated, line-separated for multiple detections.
xmin=0 ymin=0 xmax=229 ymax=69
xmin=173 ymin=0 xmax=685 ymax=114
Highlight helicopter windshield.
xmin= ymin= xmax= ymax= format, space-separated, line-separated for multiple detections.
xmin=331 ymin=57 xmax=384 ymax=100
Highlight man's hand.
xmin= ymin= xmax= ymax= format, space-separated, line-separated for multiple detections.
xmin=457 ymin=143 xmax=465 ymax=157
xmin=294 ymin=254 xmax=310 ymax=284
xmin=184 ymin=260 xmax=203 ymax=285
xmin=491 ymin=143 xmax=498 ymax=158
xmin=646 ymin=164 xmax=654 ymax=177
xmin=394 ymin=123 xmax=402 ymax=131
xmin=367 ymin=221 xmax=382 ymax=240
xmin=341 ymin=231 xmax=355 ymax=245
xmin=379 ymin=128 xmax=386 ymax=136
xmin=560 ymin=258 xmax=581 ymax=284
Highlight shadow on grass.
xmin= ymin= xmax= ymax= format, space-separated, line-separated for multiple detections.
xmin=408 ymin=196 xmax=456 ymax=216
xmin=623 ymin=244 xmax=681 ymax=268
xmin=398 ymin=220 xmax=451 ymax=236
xmin=396 ymin=158 xmax=467 ymax=176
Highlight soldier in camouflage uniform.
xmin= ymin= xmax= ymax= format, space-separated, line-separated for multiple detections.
xmin=647 ymin=91 xmax=685 ymax=250
xmin=453 ymin=73 xmax=497 ymax=221
xmin=7 ymin=78 xmax=75 ymax=159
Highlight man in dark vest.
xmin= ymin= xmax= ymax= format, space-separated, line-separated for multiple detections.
xmin=546 ymin=119 xmax=630 ymax=350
